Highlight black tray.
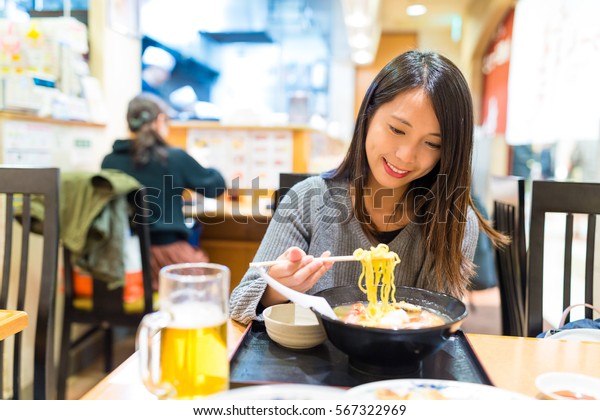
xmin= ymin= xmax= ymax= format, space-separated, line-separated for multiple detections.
xmin=230 ymin=322 xmax=492 ymax=388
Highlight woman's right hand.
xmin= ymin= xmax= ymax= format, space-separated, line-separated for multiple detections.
xmin=259 ymin=246 xmax=332 ymax=307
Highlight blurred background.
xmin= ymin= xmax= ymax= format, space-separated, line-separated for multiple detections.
xmin=2 ymin=0 xmax=600 ymax=398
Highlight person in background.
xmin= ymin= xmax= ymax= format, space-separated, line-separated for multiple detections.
xmin=569 ymin=139 xmax=600 ymax=182
xmin=102 ymin=93 xmax=226 ymax=289
xmin=230 ymin=50 xmax=508 ymax=325
xmin=470 ymin=194 xmax=498 ymax=290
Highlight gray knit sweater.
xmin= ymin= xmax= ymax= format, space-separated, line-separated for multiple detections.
xmin=229 ymin=176 xmax=479 ymax=325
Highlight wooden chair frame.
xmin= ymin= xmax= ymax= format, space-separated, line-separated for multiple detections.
xmin=0 ymin=167 xmax=60 ymax=399
xmin=527 ymin=180 xmax=599 ymax=337
xmin=490 ymin=175 xmax=527 ymax=337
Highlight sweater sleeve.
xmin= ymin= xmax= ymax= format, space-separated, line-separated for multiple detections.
xmin=177 ymin=149 xmax=226 ymax=198
xmin=229 ymin=179 xmax=318 ymax=325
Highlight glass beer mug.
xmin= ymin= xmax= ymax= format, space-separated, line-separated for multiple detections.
xmin=137 ymin=263 xmax=230 ymax=399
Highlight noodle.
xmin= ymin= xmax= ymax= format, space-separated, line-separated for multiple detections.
xmin=353 ymin=244 xmax=401 ymax=320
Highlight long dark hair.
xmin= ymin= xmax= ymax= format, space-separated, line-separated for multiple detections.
xmin=126 ymin=94 xmax=169 ymax=166
xmin=333 ymin=50 xmax=507 ymax=297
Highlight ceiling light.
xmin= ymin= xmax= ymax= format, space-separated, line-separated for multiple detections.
xmin=345 ymin=11 xmax=371 ymax=27
xmin=406 ymin=4 xmax=427 ymax=17
xmin=352 ymin=50 xmax=374 ymax=65
xmin=451 ymin=15 xmax=462 ymax=42
xmin=349 ymin=33 xmax=371 ymax=49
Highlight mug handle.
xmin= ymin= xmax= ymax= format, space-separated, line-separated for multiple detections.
xmin=136 ymin=311 xmax=172 ymax=398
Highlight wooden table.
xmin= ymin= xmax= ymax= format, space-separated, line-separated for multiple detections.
xmin=82 ymin=320 xmax=249 ymax=400
xmin=0 ymin=309 xmax=28 ymax=341
xmin=467 ymin=334 xmax=600 ymax=396
xmin=81 ymin=320 xmax=600 ymax=400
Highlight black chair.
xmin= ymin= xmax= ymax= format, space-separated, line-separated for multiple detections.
xmin=272 ymin=173 xmax=314 ymax=212
xmin=57 ymin=188 xmax=153 ymax=399
xmin=0 ymin=167 xmax=60 ymax=399
xmin=526 ymin=180 xmax=600 ymax=337
xmin=490 ymin=175 xmax=527 ymax=337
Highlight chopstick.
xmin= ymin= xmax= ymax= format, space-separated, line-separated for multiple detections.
xmin=249 ymin=255 xmax=357 ymax=268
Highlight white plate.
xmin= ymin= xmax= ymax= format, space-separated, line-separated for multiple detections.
xmin=544 ymin=329 xmax=600 ymax=342
xmin=345 ymin=379 xmax=532 ymax=400
xmin=535 ymin=372 xmax=600 ymax=400
xmin=208 ymin=384 xmax=346 ymax=400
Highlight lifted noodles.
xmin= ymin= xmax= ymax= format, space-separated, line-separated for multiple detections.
xmin=353 ymin=244 xmax=401 ymax=319
xmin=335 ymin=244 xmax=446 ymax=329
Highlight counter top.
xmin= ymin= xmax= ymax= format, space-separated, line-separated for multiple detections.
xmin=0 ymin=110 xmax=106 ymax=128
xmin=169 ymin=120 xmax=325 ymax=131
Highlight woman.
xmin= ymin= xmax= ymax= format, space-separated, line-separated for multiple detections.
xmin=230 ymin=50 xmax=507 ymax=325
xmin=102 ymin=94 xmax=226 ymax=288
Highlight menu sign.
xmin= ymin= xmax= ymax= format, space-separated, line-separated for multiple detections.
xmin=187 ymin=128 xmax=293 ymax=189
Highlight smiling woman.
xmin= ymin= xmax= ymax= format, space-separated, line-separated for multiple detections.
xmin=364 ymin=88 xmax=442 ymax=229
xmin=229 ymin=50 xmax=508 ymax=326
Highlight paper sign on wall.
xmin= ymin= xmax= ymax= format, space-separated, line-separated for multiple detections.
xmin=187 ymin=128 xmax=293 ymax=189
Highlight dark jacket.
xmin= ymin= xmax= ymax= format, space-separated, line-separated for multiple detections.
xmin=101 ymin=139 xmax=226 ymax=245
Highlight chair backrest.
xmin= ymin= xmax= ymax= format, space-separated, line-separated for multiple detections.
xmin=0 ymin=166 xmax=60 ymax=399
xmin=272 ymin=173 xmax=314 ymax=212
xmin=490 ymin=175 xmax=527 ymax=336
xmin=62 ymin=187 xmax=153 ymax=322
xmin=527 ymin=180 xmax=600 ymax=337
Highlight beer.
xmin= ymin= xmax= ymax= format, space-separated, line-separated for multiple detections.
xmin=159 ymin=305 xmax=228 ymax=399
xmin=138 ymin=263 xmax=230 ymax=399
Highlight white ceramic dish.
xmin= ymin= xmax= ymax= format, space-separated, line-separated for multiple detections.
xmin=208 ymin=384 xmax=345 ymax=400
xmin=535 ymin=372 xmax=600 ymax=400
xmin=263 ymin=303 xmax=327 ymax=350
xmin=345 ymin=379 xmax=532 ymax=400
xmin=544 ymin=329 xmax=600 ymax=342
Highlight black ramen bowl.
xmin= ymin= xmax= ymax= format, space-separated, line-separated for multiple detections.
xmin=312 ymin=285 xmax=468 ymax=376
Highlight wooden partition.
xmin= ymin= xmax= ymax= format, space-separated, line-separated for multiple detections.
xmin=184 ymin=198 xmax=270 ymax=293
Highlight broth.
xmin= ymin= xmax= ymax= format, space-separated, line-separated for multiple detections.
xmin=334 ymin=301 xmax=448 ymax=329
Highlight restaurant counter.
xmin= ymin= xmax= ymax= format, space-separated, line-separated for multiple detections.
xmin=167 ymin=121 xmax=346 ymax=174
xmin=0 ymin=110 xmax=107 ymax=169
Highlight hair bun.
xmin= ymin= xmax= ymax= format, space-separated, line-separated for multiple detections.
xmin=129 ymin=110 xmax=154 ymax=130
xmin=129 ymin=117 xmax=143 ymax=130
